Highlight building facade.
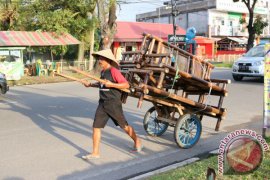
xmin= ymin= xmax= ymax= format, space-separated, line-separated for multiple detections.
xmin=113 ymin=21 xmax=186 ymax=60
xmin=136 ymin=0 xmax=270 ymax=38
xmin=113 ymin=21 xmax=217 ymax=60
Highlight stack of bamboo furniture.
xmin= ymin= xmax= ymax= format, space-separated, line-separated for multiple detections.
xmin=119 ymin=33 xmax=230 ymax=148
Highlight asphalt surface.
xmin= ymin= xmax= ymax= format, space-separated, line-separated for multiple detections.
xmin=0 ymin=69 xmax=265 ymax=180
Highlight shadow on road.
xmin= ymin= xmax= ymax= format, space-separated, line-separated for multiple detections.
xmin=0 ymin=81 xmax=234 ymax=179
xmin=1 ymin=88 xmax=159 ymax=163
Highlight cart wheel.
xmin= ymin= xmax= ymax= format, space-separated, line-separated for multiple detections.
xmin=143 ymin=107 xmax=169 ymax=136
xmin=174 ymin=114 xmax=202 ymax=149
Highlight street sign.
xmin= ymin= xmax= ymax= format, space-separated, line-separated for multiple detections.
xmin=168 ymin=35 xmax=186 ymax=43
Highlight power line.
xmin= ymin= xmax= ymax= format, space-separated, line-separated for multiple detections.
xmin=118 ymin=0 xmax=166 ymax=3
xmin=117 ymin=0 xmax=167 ymax=6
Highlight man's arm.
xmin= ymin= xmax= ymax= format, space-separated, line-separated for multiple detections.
xmin=104 ymin=80 xmax=129 ymax=89
xmin=90 ymin=82 xmax=100 ymax=88
xmin=81 ymin=80 xmax=100 ymax=88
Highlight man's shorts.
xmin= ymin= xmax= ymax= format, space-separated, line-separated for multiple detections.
xmin=93 ymin=99 xmax=128 ymax=128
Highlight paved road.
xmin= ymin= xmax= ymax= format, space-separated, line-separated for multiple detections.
xmin=0 ymin=69 xmax=264 ymax=180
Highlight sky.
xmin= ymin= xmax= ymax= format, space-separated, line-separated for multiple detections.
xmin=116 ymin=0 xmax=167 ymax=22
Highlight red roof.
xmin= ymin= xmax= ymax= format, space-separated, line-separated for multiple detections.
xmin=195 ymin=37 xmax=214 ymax=44
xmin=114 ymin=21 xmax=186 ymax=42
xmin=0 ymin=31 xmax=80 ymax=46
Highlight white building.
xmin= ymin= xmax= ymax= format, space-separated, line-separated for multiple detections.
xmin=136 ymin=0 xmax=270 ymax=37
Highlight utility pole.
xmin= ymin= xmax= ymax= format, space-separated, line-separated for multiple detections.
xmin=165 ymin=0 xmax=178 ymax=45
xmin=171 ymin=0 xmax=177 ymax=45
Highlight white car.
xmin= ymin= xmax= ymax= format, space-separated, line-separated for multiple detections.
xmin=232 ymin=45 xmax=265 ymax=81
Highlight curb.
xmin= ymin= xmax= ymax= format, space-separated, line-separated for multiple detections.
xmin=128 ymin=149 xmax=220 ymax=180
xmin=128 ymin=158 xmax=200 ymax=180
xmin=209 ymin=149 xmax=219 ymax=155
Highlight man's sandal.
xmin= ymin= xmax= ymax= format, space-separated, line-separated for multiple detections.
xmin=81 ymin=154 xmax=100 ymax=160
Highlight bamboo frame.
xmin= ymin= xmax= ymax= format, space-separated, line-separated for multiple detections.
xmin=117 ymin=33 xmax=230 ymax=131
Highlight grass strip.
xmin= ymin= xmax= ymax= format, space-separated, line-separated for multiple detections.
xmin=149 ymin=139 xmax=270 ymax=180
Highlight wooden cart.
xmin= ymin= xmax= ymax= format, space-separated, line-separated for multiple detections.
xmin=120 ymin=33 xmax=230 ymax=149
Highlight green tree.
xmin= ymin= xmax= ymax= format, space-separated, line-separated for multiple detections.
xmin=0 ymin=0 xmax=21 ymax=30
xmin=96 ymin=0 xmax=117 ymax=50
xmin=0 ymin=0 xmax=118 ymax=64
xmin=233 ymin=0 xmax=268 ymax=50
xmin=18 ymin=0 xmax=96 ymax=37
xmin=17 ymin=0 xmax=97 ymax=59
xmin=253 ymin=15 xmax=268 ymax=36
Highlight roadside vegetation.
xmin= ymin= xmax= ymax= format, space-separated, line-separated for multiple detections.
xmin=214 ymin=63 xmax=233 ymax=68
xmin=149 ymin=138 xmax=270 ymax=180
xmin=7 ymin=71 xmax=95 ymax=86
xmin=0 ymin=0 xmax=118 ymax=61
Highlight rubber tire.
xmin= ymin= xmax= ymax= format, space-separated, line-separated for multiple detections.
xmin=174 ymin=114 xmax=202 ymax=149
xmin=0 ymin=86 xmax=4 ymax=94
xmin=232 ymin=75 xmax=243 ymax=81
xmin=259 ymin=77 xmax=264 ymax=83
xmin=143 ymin=106 xmax=169 ymax=137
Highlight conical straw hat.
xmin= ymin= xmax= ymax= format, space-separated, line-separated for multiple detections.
xmin=92 ymin=49 xmax=119 ymax=68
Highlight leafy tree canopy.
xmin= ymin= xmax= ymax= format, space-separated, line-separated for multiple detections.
xmin=18 ymin=0 xmax=97 ymax=40
xmin=233 ymin=0 xmax=268 ymax=50
xmin=16 ymin=0 xmax=98 ymax=57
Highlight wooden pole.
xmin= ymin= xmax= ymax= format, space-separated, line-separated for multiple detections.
xmin=69 ymin=66 xmax=130 ymax=93
xmin=55 ymin=72 xmax=86 ymax=84
xmin=142 ymin=84 xmax=222 ymax=115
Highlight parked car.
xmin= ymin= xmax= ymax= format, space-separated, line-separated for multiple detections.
xmin=0 ymin=72 xmax=9 ymax=94
xmin=232 ymin=44 xmax=265 ymax=81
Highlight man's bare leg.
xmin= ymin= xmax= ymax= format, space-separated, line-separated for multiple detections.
xmin=82 ymin=127 xmax=101 ymax=159
xmin=123 ymin=125 xmax=141 ymax=148
xmin=91 ymin=128 xmax=101 ymax=157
